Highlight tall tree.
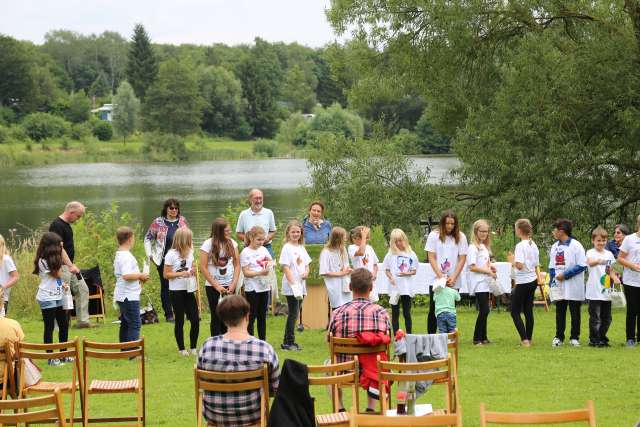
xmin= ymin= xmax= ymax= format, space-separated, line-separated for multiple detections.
xmin=126 ymin=24 xmax=158 ymax=100
xmin=0 ymin=36 xmax=37 ymax=111
xmin=112 ymin=81 xmax=140 ymax=143
xmin=281 ymin=64 xmax=317 ymax=113
xmin=143 ymin=59 xmax=203 ymax=135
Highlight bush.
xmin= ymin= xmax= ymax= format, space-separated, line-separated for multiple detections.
xmin=392 ymin=129 xmax=421 ymax=155
xmin=253 ymin=139 xmax=278 ymax=157
xmin=0 ymin=125 xmax=8 ymax=144
xmin=415 ymin=110 xmax=451 ymax=154
xmin=142 ymin=132 xmax=189 ymax=161
xmin=70 ymin=122 xmax=92 ymax=140
xmin=8 ymin=125 xmax=28 ymax=142
xmin=0 ymin=107 xmax=16 ymax=126
xmin=310 ymin=103 xmax=364 ymax=141
xmin=276 ymin=113 xmax=311 ymax=146
xmin=92 ymin=121 xmax=113 ymax=141
xmin=21 ymin=113 xmax=69 ymax=141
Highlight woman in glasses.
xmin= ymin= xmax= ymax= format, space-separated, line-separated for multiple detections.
xmin=144 ymin=198 xmax=189 ymax=323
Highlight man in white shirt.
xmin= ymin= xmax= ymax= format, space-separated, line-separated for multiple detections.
xmin=236 ymin=189 xmax=277 ymax=257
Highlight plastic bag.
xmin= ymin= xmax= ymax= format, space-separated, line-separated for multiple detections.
xmin=611 ymin=284 xmax=626 ymax=308
xmin=290 ymin=281 xmax=304 ymax=300
xmin=62 ymin=290 xmax=74 ymax=310
xmin=389 ymin=287 xmax=400 ymax=305
xmin=187 ymin=276 xmax=198 ymax=293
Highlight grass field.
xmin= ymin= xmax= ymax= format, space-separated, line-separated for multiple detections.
xmin=15 ymin=304 xmax=639 ymax=426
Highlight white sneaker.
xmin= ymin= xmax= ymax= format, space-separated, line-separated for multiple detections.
xmin=190 ymin=348 xmax=198 ymax=356
xmin=569 ymin=339 xmax=580 ymax=347
xmin=551 ymin=337 xmax=563 ymax=347
xmin=178 ymin=349 xmax=190 ymax=356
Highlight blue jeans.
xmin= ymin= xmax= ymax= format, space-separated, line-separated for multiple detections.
xmin=437 ymin=311 xmax=457 ymax=333
xmin=118 ymin=299 xmax=141 ymax=343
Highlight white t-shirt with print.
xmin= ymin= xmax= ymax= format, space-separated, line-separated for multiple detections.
xmin=164 ymin=249 xmax=194 ymax=291
xmin=348 ymin=244 xmax=379 ymax=274
xmin=585 ymin=248 xmax=615 ymax=301
xmin=114 ymin=250 xmax=141 ymax=302
xmin=240 ymin=246 xmax=273 ymax=293
xmin=514 ymin=240 xmax=539 ymax=284
xmin=383 ymin=250 xmax=419 ymax=296
xmin=467 ymin=244 xmax=491 ymax=293
xmin=319 ymin=248 xmax=352 ymax=309
xmin=200 ymin=238 xmax=238 ymax=287
xmin=548 ymin=239 xmax=587 ymax=301
xmin=36 ymin=259 xmax=63 ymax=302
xmin=620 ymin=233 xmax=640 ymax=287
xmin=0 ymin=255 xmax=17 ymax=302
xmin=279 ymin=243 xmax=311 ymax=296
xmin=425 ymin=230 xmax=469 ymax=289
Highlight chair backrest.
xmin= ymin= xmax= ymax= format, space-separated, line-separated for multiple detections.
xmin=479 ymin=401 xmax=596 ymax=426
xmin=307 ymin=359 xmax=359 ymax=414
xmin=377 ymin=354 xmax=456 ymax=414
xmin=329 ymin=334 xmax=389 ymax=363
xmin=194 ymin=363 xmax=270 ymax=427
xmin=349 ymin=411 xmax=462 ymax=426
xmin=0 ymin=389 xmax=66 ymax=426
xmin=17 ymin=338 xmax=82 ymax=393
xmin=0 ymin=342 xmax=11 ymax=399
xmin=447 ymin=330 xmax=459 ymax=371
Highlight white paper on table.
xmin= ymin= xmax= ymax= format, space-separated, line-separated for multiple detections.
xmin=385 ymin=404 xmax=433 ymax=416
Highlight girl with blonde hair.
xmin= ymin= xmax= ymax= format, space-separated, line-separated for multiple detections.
xmin=467 ymin=219 xmax=496 ymax=345
xmin=320 ymin=227 xmax=352 ymax=309
xmin=383 ymin=229 xmax=418 ymax=333
xmin=0 ymin=234 xmax=19 ymax=316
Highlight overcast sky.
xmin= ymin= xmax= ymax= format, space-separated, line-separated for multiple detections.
xmin=0 ymin=0 xmax=342 ymax=47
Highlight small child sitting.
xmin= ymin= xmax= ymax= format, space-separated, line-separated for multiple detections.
xmin=433 ymin=277 xmax=460 ymax=333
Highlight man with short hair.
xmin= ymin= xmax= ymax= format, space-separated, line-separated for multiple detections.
xmin=49 ymin=201 xmax=92 ymax=328
xmin=236 ymin=189 xmax=277 ymax=257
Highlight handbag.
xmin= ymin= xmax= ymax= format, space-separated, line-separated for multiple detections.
xmin=488 ymin=277 xmax=502 ymax=296
xmin=610 ymin=284 xmax=627 ymax=308
xmin=290 ymin=281 xmax=304 ymax=300
xmin=187 ymin=276 xmax=198 ymax=293
xmin=389 ymin=287 xmax=400 ymax=305
xmin=22 ymin=358 xmax=42 ymax=387
xmin=139 ymin=294 xmax=159 ymax=325
xmin=62 ymin=290 xmax=74 ymax=310
xmin=549 ymin=284 xmax=563 ymax=302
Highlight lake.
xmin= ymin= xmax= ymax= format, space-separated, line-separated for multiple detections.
xmin=0 ymin=157 xmax=458 ymax=243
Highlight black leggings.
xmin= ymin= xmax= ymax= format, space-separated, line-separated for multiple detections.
xmin=246 ymin=291 xmax=269 ymax=340
xmin=391 ymin=295 xmax=413 ymax=334
xmin=170 ymin=290 xmax=199 ymax=351
xmin=205 ymin=286 xmax=227 ymax=337
xmin=624 ymin=284 xmax=640 ymax=341
xmin=511 ymin=280 xmax=537 ymax=341
xmin=427 ymin=286 xmax=438 ymax=334
xmin=473 ymin=292 xmax=490 ymax=342
xmin=41 ymin=305 xmax=69 ymax=347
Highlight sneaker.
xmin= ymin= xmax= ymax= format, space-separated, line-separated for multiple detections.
xmin=48 ymin=358 xmax=62 ymax=366
xmin=588 ymin=341 xmax=598 ymax=347
xmin=291 ymin=343 xmax=302 ymax=351
xmin=473 ymin=341 xmax=483 ymax=346
xmin=178 ymin=349 xmax=190 ymax=356
xmin=569 ymin=339 xmax=580 ymax=347
xmin=482 ymin=339 xmax=492 ymax=345
xmin=62 ymin=357 xmax=75 ymax=363
xmin=521 ymin=340 xmax=531 ymax=347
xmin=597 ymin=342 xmax=610 ymax=348
xmin=166 ymin=317 xmax=175 ymax=323
xmin=627 ymin=339 xmax=637 ymax=348
xmin=280 ymin=343 xmax=294 ymax=351
xmin=551 ymin=337 xmax=563 ymax=347
xmin=297 ymin=324 xmax=305 ymax=332
xmin=189 ymin=348 xmax=198 ymax=356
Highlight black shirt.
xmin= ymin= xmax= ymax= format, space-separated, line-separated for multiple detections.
xmin=163 ymin=218 xmax=180 ymax=256
xmin=49 ymin=217 xmax=74 ymax=262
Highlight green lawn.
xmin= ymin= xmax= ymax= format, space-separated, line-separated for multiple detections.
xmin=16 ymin=304 xmax=639 ymax=426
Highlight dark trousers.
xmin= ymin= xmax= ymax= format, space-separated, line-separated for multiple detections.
xmin=555 ymin=300 xmax=581 ymax=341
xmin=170 ymin=290 xmax=199 ymax=350
xmin=246 ymin=291 xmax=269 ymax=340
xmin=156 ymin=262 xmax=174 ymax=320
xmin=427 ymin=286 xmax=438 ymax=334
xmin=588 ymin=300 xmax=612 ymax=344
xmin=3 ymin=301 xmax=7 ymax=316
xmin=41 ymin=305 xmax=69 ymax=347
xmin=391 ymin=295 xmax=413 ymax=334
xmin=118 ymin=299 xmax=141 ymax=343
xmin=623 ymin=284 xmax=640 ymax=341
xmin=511 ymin=280 xmax=537 ymax=341
xmin=205 ymin=286 xmax=227 ymax=337
xmin=284 ymin=296 xmax=300 ymax=345
xmin=473 ymin=292 xmax=490 ymax=342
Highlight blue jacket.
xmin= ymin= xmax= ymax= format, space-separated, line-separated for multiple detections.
xmin=302 ymin=217 xmax=332 ymax=245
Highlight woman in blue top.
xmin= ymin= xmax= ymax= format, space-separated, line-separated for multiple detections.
xmin=303 ymin=201 xmax=332 ymax=245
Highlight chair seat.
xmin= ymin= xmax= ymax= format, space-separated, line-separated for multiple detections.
xmin=27 ymin=381 xmax=77 ymax=392
xmin=316 ymin=411 xmax=349 ymax=426
xmin=89 ymin=378 xmax=138 ymax=392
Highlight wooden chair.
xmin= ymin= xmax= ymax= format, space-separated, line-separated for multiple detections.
xmin=0 ymin=342 xmax=16 ymax=400
xmin=479 ymin=401 xmax=596 ymax=426
xmin=378 ymin=354 xmax=458 ymax=416
xmin=349 ymin=411 xmax=462 ymax=426
xmin=534 ymin=267 xmax=549 ymax=312
xmin=70 ymin=267 xmax=107 ymax=323
xmin=82 ymin=338 xmax=145 ymax=427
xmin=0 ymin=389 xmax=66 ymax=426
xmin=17 ymin=338 xmax=83 ymax=425
xmin=447 ymin=330 xmax=459 ymax=374
xmin=308 ymin=359 xmax=359 ymax=427
xmin=194 ymin=363 xmax=270 ymax=427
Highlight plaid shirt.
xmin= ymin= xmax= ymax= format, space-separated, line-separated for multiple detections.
xmin=328 ymin=298 xmax=390 ymax=362
xmin=197 ymin=336 xmax=279 ymax=427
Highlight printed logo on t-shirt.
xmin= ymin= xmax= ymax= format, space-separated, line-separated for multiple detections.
xmin=256 ymin=256 xmax=271 ymax=269
xmin=555 ymin=249 xmax=566 ymax=268
xmin=441 ymin=258 xmax=451 ymax=274
xmin=600 ymin=263 xmax=613 ymax=294
xmin=362 ymin=253 xmax=369 ymax=266
xmin=397 ymin=256 xmax=413 ymax=273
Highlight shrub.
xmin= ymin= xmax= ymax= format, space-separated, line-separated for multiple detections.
xmin=310 ymin=103 xmax=364 ymax=141
xmin=8 ymin=125 xmax=28 ymax=142
xmin=415 ymin=110 xmax=451 ymax=154
xmin=21 ymin=113 xmax=69 ymax=141
xmin=92 ymin=120 xmax=113 ymax=141
xmin=392 ymin=129 xmax=421 ymax=155
xmin=142 ymin=132 xmax=189 ymax=161
xmin=0 ymin=107 xmax=16 ymax=125
xmin=70 ymin=122 xmax=92 ymax=140
xmin=253 ymin=139 xmax=278 ymax=157
xmin=0 ymin=125 xmax=8 ymax=144
xmin=276 ymin=113 xmax=311 ymax=146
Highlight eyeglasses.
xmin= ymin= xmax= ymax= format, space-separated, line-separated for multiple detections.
xmin=168 ymin=206 xmax=178 ymax=210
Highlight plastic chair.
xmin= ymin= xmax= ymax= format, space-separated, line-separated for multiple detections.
xmin=82 ymin=338 xmax=145 ymax=427
xmin=17 ymin=338 xmax=83 ymax=425
xmin=308 ymin=359 xmax=359 ymax=427
xmin=479 ymin=401 xmax=596 ymax=426
xmin=194 ymin=363 xmax=270 ymax=427
xmin=0 ymin=389 xmax=66 ymax=426
xmin=349 ymin=411 xmax=462 ymax=426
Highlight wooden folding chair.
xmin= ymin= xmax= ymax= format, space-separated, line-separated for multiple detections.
xmin=308 ymin=359 xmax=359 ymax=427
xmin=479 ymin=400 xmax=596 ymax=426
xmin=447 ymin=330 xmax=459 ymax=374
xmin=0 ymin=389 xmax=66 ymax=426
xmin=0 ymin=342 xmax=15 ymax=400
xmin=17 ymin=338 xmax=83 ymax=425
xmin=378 ymin=354 xmax=458 ymax=416
xmin=349 ymin=411 xmax=462 ymax=426
xmin=82 ymin=338 xmax=145 ymax=427
xmin=534 ymin=267 xmax=549 ymax=312
xmin=194 ymin=363 xmax=270 ymax=427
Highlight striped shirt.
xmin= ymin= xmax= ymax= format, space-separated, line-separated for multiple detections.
xmin=197 ymin=336 xmax=279 ymax=427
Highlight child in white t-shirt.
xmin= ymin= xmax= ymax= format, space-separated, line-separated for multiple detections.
xmin=279 ymin=220 xmax=311 ymax=351
xmin=467 ymin=219 xmax=496 ymax=346
xmin=114 ymin=227 xmax=149 ymax=344
xmin=348 ymin=226 xmax=379 ymax=301
xmin=320 ymin=227 xmax=352 ymax=310
xmin=586 ymin=227 xmax=619 ymax=347
xmin=240 ymin=226 xmax=273 ymax=341
xmin=383 ymin=228 xmax=418 ymax=334
xmin=164 ymin=227 xmax=198 ymax=355
xmin=0 ymin=234 xmax=19 ymax=316
xmin=617 ymin=215 xmax=640 ymax=347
